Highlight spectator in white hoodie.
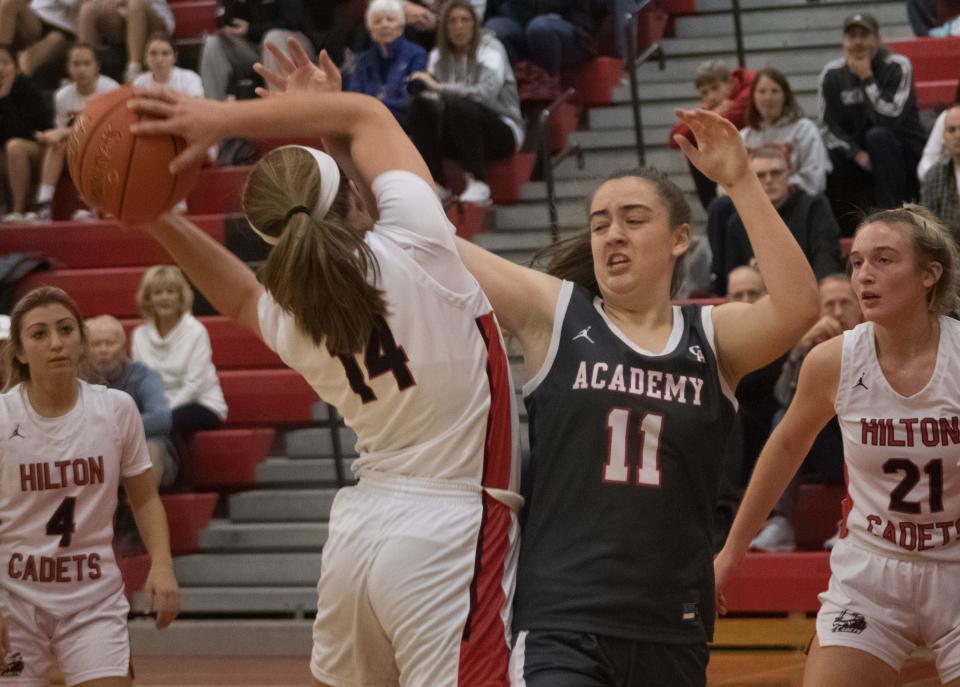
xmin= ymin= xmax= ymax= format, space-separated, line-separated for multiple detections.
xmin=131 ymin=265 xmax=227 ymax=455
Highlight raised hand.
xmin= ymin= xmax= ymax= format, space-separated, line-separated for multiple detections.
xmin=672 ymin=108 xmax=751 ymax=190
xmin=253 ymin=40 xmax=341 ymax=98
xmin=129 ymin=88 xmax=225 ymax=174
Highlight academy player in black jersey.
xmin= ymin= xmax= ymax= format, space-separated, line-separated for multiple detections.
xmin=456 ymin=109 xmax=820 ymax=685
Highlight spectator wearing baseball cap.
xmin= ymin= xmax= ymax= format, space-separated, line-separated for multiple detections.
xmin=818 ymin=12 xmax=927 ymax=234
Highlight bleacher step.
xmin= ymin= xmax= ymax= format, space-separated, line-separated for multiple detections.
xmin=613 ymin=73 xmax=821 ymax=104
xmin=697 ymin=0 xmax=891 ymax=11
xmin=588 ymin=93 xmax=816 ymax=130
xmin=174 ymin=553 xmax=322 ymax=586
xmin=134 ymin=586 xmax=318 ymax=615
xmin=129 ymin=618 xmax=312 ymax=656
xmin=284 ymin=426 xmax=358 ymax=459
xmin=228 ymin=489 xmax=339 ymax=522
xmin=659 ymin=24 xmax=911 ymax=56
xmin=674 ymin=3 xmax=906 ymax=38
xmin=256 ymin=457 xmax=357 ymax=486
xmin=199 ymin=520 xmax=329 ymax=551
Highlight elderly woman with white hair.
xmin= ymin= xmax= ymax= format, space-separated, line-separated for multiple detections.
xmin=342 ymin=0 xmax=427 ymax=125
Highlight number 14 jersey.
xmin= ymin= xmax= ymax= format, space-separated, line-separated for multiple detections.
xmin=836 ymin=317 xmax=960 ymax=562
xmin=0 ymin=382 xmax=152 ymax=616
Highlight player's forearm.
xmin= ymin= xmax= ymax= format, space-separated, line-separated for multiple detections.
xmin=128 ymin=488 xmax=174 ymax=566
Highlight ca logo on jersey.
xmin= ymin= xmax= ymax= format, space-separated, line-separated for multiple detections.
xmin=688 ymin=345 xmax=705 ymax=364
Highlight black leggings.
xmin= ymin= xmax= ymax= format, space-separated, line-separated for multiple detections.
xmin=407 ymin=94 xmax=516 ymax=183
xmin=171 ymin=403 xmax=221 ymax=460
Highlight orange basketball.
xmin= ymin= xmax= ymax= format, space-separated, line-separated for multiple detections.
xmin=67 ymin=86 xmax=202 ymax=223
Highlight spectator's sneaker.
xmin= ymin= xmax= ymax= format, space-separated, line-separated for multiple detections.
xmin=823 ymin=530 xmax=839 ymax=550
xmin=71 ymin=208 xmax=97 ymax=221
xmin=459 ymin=174 xmax=492 ymax=205
xmin=125 ymin=62 xmax=144 ymax=84
xmin=24 ymin=204 xmax=51 ymax=223
xmin=749 ymin=515 xmax=796 ymax=552
xmin=1 ymin=212 xmax=24 ymax=223
xmin=173 ymin=199 xmax=188 ymax=214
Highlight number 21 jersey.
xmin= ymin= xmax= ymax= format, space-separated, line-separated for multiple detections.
xmin=835 ymin=317 xmax=960 ymax=562
xmin=0 ymin=381 xmax=152 ymax=615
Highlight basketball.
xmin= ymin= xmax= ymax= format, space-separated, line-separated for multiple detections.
xmin=67 ymin=86 xmax=202 ymax=223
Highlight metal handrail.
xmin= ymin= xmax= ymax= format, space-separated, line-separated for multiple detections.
xmin=624 ymin=0 xmax=666 ymax=167
xmin=731 ymin=0 xmax=746 ymax=67
xmin=539 ymin=87 xmax=584 ymax=243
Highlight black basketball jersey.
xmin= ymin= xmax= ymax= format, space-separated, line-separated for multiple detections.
xmin=515 ymin=282 xmax=737 ymax=644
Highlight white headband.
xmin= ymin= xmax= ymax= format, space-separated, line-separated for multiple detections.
xmin=248 ymin=145 xmax=343 ymax=246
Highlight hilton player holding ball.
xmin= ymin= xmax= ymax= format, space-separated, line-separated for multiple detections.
xmin=716 ymin=205 xmax=960 ymax=687
xmin=0 ymin=287 xmax=179 ymax=686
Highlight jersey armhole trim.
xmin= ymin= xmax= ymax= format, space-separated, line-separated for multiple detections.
xmin=834 ymin=328 xmax=856 ymax=416
xmin=522 ymin=281 xmax=574 ymax=397
xmin=700 ymin=306 xmax=739 ymax=411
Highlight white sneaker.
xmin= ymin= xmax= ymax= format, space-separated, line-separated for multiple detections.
xmin=749 ymin=515 xmax=796 ymax=552
xmin=71 ymin=208 xmax=97 ymax=221
xmin=1 ymin=212 xmax=24 ymax=223
xmin=24 ymin=204 xmax=51 ymax=223
xmin=124 ymin=62 xmax=144 ymax=84
xmin=458 ymin=174 xmax=492 ymax=205
xmin=173 ymin=200 xmax=188 ymax=214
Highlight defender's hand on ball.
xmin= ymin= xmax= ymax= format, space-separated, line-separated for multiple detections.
xmin=672 ymin=109 xmax=751 ymax=191
xmin=129 ymin=89 xmax=223 ymax=175
xmin=253 ymin=40 xmax=341 ymax=98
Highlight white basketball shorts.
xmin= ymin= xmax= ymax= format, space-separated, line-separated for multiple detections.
xmin=0 ymin=586 xmax=131 ymax=686
xmin=816 ymin=539 xmax=960 ymax=683
xmin=310 ymin=473 xmax=519 ymax=687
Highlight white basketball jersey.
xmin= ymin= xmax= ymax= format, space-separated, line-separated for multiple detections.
xmin=835 ymin=318 xmax=960 ymax=562
xmin=0 ymin=381 xmax=153 ymax=616
xmin=258 ymin=171 xmax=520 ymax=495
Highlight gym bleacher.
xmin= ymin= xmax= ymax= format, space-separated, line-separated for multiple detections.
xmin=3 ymin=0 xmax=956 ymax=657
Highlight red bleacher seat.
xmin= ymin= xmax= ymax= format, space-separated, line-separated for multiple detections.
xmin=219 ymin=369 xmax=318 ymax=425
xmin=186 ymin=166 xmax=251 ymax=215
xmin=118 ymin=554 xmax=151 ymax=595
xmin=446 ymin=202 xmax=488 ymax=240
xmin=16 ymin=267 xmax=146 ymax=318
xmin=0 ymin=215 xmax=226 ymax=269
xmin=916 ymin=78 xmax=958 ymax=110
xmin=161 ymin=492 xmax=218 ymax=555
xmin=563 ymin=57 xmax=625 ymax=107
xmin=795 ymin=484 xmax=845 ymax=551
xmin=724 ymin=552 xmax=831 ymax=613
xmin=120 ymin=316 xmax=283 ymax=369
xmin=488 ymin=153 xmax=536 ymax=205
xmin=184 ymin=428 xmax=275 ymax=488
xmin=888 ymin=37 xmax=960 ymax=82
xmin=549 ymin=102 xmax=580 ymax=153
xmin=171 ymin=0 xmax=217 ymax=39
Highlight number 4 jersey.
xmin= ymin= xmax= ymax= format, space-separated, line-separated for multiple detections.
xmin=836 ymin=317 xmax=960 ymax=562
xmin=0 ymin=381 xmax=152 ymax=615
xmin=257 ymin=170 xmax=520 ymax=495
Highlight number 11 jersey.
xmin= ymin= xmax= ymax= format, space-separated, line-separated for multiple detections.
xmin=835 ymin=317 xmax=960 ymax=562
xmin=0 ymin=381 xmax=152 ymax=616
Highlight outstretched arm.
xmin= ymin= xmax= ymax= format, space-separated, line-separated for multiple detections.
xmin=673 ymin=109 xmax=819 ymax=385
xmin=713 ymin=337 xmax=840 ymax=614
xmin=130 ymin=83 xmax=432 ymax=192
xmin=136 ymin=214 xmax=265 ymax=337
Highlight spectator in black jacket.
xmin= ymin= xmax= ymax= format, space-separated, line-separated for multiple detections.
xmin=710 ymin=146 xmax=842 ymax=295
xmin=819 ymin=12 xmax=927 ymax=233
xmin=485 ymin=0 xmax=593 ymax=75
xmin=0 ymin=44 xmax=51 ymax=222
xmin=200 ymin=0 xmax=314 ymax=100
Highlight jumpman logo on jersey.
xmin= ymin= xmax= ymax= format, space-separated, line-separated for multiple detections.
xmin=853 ymin=374 xmax=869 ymax=391
xmin=573 ymin=326 xmax=595 ymax=344
xmin=8 ymin=424 xmax=23 ymax=440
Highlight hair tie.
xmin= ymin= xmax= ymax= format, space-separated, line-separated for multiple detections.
xmin=247 ymin=146 xmax=343 ymax=246
xmin=285 ymin=205 xmax=311 ymax=223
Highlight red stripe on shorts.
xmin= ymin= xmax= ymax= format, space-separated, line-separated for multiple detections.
xmin=473 ymin=313 xmax=514 ymax=491
xmin=458 ymin=494 xmax=512 ymax=687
